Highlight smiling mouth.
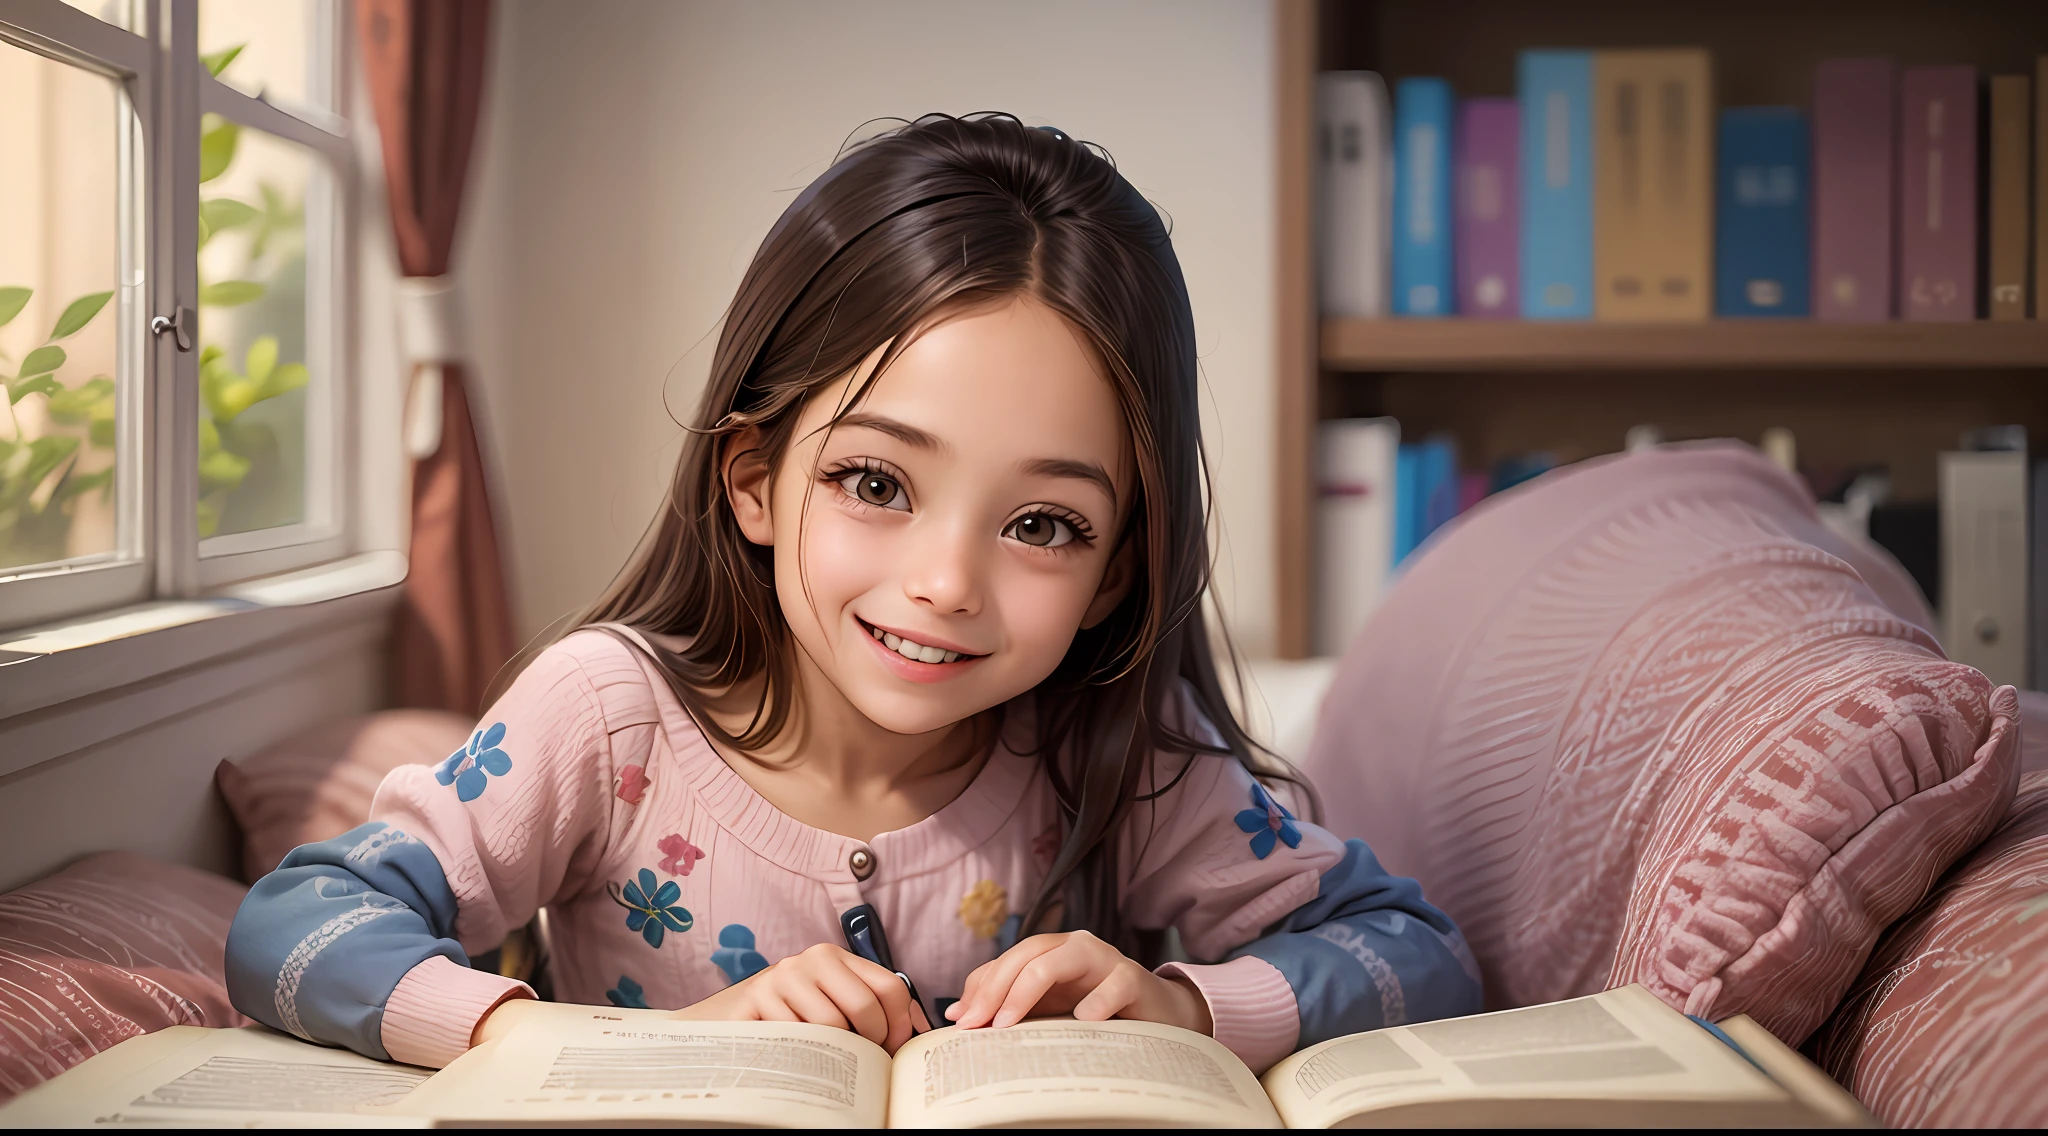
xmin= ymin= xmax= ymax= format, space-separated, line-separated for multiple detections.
xmin=858 ymin=618 xmax=983 ymax=665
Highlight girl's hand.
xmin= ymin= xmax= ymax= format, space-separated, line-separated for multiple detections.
xmin=670 ymin=943 xmax=930 ymax=1054
xmin=944 ymin=931 xmax=1213 ymax=1035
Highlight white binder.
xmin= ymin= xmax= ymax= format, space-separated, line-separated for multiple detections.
xmin=1316 ymin=417 xmax=1400 ymax=657
xmin=1940 ymin=450 xmax=2030 ymax=688
xmin=1318 ymin=72 xmax=1394 ymax=319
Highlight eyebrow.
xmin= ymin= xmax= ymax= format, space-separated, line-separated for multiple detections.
xmin=1022 ymin=457 xmax=1117 ymax=501
xmin=837 ymin=413 xmax=950 ymax=454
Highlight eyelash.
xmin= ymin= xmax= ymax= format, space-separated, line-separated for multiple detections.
xmin=819 ymin=459 xmax=1097 ymax=550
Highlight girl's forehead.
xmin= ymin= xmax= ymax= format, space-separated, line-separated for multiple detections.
xmin=814 ymin=298 xmax=1131 ymax=489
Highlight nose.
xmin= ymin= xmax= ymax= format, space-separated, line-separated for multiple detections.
xmin=900 ymin=515 xmax=982 ymax=617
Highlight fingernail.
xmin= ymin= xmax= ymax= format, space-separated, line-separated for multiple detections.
xmin=944 ymin=1003 xmax=961 ymax=1020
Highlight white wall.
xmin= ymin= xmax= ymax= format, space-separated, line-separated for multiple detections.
xmin=458 ymin=0 xmax=1280 ymax=656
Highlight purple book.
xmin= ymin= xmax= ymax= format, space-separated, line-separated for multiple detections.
xmin=1813 ymin=60 xmax=1896 ymax=321
xmin=1899 ymin=66 xmax=1980 ymax=321
xmin=1455 ymin=98 xmax=1519 ymax=318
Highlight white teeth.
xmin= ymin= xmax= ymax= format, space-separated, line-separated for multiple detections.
xmin=866 ymin=623 xmax=966 ymax=664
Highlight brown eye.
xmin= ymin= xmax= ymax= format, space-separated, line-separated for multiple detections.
xmin=838 ymin=470 xmax=908 ymax=510
xmin=1008 ymin=514 xmax=1074 ymax=548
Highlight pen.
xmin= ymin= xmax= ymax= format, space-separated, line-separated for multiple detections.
xmin=840 ymin=904 xmax=931 ymax=1035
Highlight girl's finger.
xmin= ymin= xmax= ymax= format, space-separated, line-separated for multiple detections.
xmin=952 ymin=935 xmax=1066 ymax=1029
xmin=991 ymin=943 xmax=1099 ymax=1028
xmin=753 ymin=994 xmax=800 ymax=1023
xmin=813 ymin=957 xmax=895 ymax=1048
xmin=950 ymin=958 xmax=1000 ymax=1020
xmin=780 ymin=980 xmax=852 ymax=1031
xmin=1071 ymin=964 xmax=1143 ymax=1022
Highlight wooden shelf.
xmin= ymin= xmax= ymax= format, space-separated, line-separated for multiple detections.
xmin=1322 ymin=319 xmax=2048 ymax=372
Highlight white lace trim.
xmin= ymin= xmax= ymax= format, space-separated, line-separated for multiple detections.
xmin=1310 ymin=922 xmax=1408 ymax=1027
xmin=273 ymin=877 xmax=408 ymax=1040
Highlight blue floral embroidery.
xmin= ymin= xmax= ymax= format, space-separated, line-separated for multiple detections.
xmin=434 ymin=722 xmax=512 ymax=803
xmin=995 ymin=913 xmax=1024 ymax=953
xmin=1234 ymin=782 xmax=1302 ymax=860
xmin=606 ymin=975 xmax=649 ymax=1009
xmin=608 ymin=868 xmax=693 ymax=948
xmin=711 ymin=924 xmax=769 ymax=984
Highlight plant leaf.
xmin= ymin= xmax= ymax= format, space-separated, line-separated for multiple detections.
xmin=200 ymin=198 xmax=258 ymax=235
xmin=257 ymin=361 xmax=307 ymax=402
xmin=0 ymin=287 xmax=30 ymax=328
xmin=47 ymin=375 xmax=114 ymax=422
xmin=8 ymin=375 xmax=61 ymax=404
xmin=201 ymin=43 xmax=244 ymax=78
xmin=199 ymin=280 xmax=264 ymax=307
xmin=19 ymin=344 xmax=65 ymax=377
xmin=58 ymin=466 xmax=113 ymax=502
xmin=244 ymin=335 xmax=278 ymax=384
xmin=90 ymin=413 xmax=116 ymax=448
xmin=24 ymin=435 xmax=80 ymax=491
xmin=50 ymin=291 xmax=113 ymax=340
xmin=199 ymin=115 xmax=239 ymax=184
xmin=198 ymin=445 xmax=250 ymax=493
xmin=199 ymin=343 xmax=225 ymax=366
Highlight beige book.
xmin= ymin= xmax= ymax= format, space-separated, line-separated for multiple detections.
xmin=1593 ymin=49 xmax=1714 ymax=321
xmin=1990 ymin=75 xmax=2032 ymax=319
xmin=1 ymin=985 xmax=1873 ymax=1128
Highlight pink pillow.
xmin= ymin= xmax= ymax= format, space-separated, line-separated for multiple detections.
xmin=1809 ymin=771 xmax=2048 ymax=1127
xmin=1303 ymin=442 xmax=2020 ymax=1045
xmin=215 ymin=710 xmax=473 ymax=882
xmin=0 ymin=852 xmax=249 ymax=1102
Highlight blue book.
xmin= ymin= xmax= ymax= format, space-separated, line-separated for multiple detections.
xmin=1393 ymin=438 xmax=1459 ymax=565
xmin=1517 ymin=51 xmax=1594 ymax=319
xmin=1393 ymin=77 xmax=1456 ymax=316
xmin=1716 ymin=108 xmax=1811 ymax=317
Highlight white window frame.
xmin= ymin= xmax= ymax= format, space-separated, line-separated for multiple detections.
xmin=0 ymin=0 xmax=357 ymax=629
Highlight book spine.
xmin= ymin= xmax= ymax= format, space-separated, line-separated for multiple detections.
xmin=1393 ymin=77 xmax=1456 ymax=316
xmin=2036 ymin=57 xmax=2048 ymax=318
xmin=1393 ymin=444 xmax=1422 ymax=567
xmin=1988 ymin=74 xmax=2031 ymax=320
xmin=2035 ymin=459 xmax=2048 ymax=687
xmin=1455 ymin=98 xmax=1520 ymax=318
xmin=1715 ymin=108 xmax=1812 ymax=316
xmin=1899 ymin=66 xmax=1981 ymax=321
xmin=1812 ymin=59 xmax=1897 ymax=321
xmin=1519 ymin=50 xmax=1595 ymax=319
xmin=1317 ymin=71 xmax=1394 ymax=319
xmin=1940 ymin=450 xmax=2030 ymax=687
xmin=1594 ymin=49 xmax=1714 ymax=320
xmin=1315 ymin=419 xmax=1399 ymax=655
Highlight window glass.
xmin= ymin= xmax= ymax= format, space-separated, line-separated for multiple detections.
xmin=198 ymin=0 xmax=315 ymax=109
xmin=0 ymin=41 xmax=127 ymax=573
xmin=196 ymin=107 xmax=316 ymax=540
xmin=58 ymin=0 xmax=135 ymax=31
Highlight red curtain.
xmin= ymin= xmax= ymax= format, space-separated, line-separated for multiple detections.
xmin=357 ymin=0 xmax=514 ymax=716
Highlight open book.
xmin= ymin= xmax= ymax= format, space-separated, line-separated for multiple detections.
xmin=1 ymin=984 xmax=1871 ymax=1128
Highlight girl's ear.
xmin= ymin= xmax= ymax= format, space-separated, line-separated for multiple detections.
xmin=1080 ymin=539 xmax=1138 ymax=629
xmin=723 ymin=428 xmax=776 ymax=546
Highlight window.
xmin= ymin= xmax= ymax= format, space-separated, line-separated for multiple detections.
xmin=0 ymin=0 xmax=352 ymax=629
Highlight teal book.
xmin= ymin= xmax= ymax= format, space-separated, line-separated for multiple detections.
xmin=1518 ymin=51 xmax=1595 ymax=318
xmin=1393 ymin=77 xmax=1456 ymax=315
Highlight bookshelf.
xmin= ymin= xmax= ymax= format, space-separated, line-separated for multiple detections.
xmin=1270 ymin=0 xmax=2048 ymax=659
xmin=1322 ymin=321 xmax=2048 ymax=372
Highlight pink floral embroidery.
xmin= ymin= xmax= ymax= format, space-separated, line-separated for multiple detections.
xmin=659 ymin=833 xmax=704 ymax=876
xmin=615 ymin=764 xmax=651 ymax=805
xmin=1031 ymin=824 xmax=1061 ymax=865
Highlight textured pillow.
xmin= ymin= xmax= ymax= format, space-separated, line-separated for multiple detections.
xmin=215 ymin=710 xmax=472 ymax=882
xmin=1303 ymin=442 xmax=2020 ymax=1045
xmin=0 ymin=852 xmax=249 ymax=1102
xmin=1807 ymin=771 xmax=2048 ymax=1127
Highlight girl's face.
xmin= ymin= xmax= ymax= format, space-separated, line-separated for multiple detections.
xmin=729 ymin=296 xmax=1134 ymax=737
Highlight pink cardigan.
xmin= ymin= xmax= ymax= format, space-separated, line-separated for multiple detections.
xmin=368 ymin=631 xmax=1332 ymax=1069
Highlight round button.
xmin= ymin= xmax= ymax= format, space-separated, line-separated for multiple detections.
xmin=848 ymin=848 xmax=876 ymax=880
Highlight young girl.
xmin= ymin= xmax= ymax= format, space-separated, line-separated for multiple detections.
xmin=225 ymin=114 xmax=1481 ymax=1074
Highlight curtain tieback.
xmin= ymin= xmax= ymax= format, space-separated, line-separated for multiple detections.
xmin=398 ymin=276 xmax=462 ymax=460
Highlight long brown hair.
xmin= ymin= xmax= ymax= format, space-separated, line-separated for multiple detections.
xmin=549 ymin=113 xmax=1291 ymax=946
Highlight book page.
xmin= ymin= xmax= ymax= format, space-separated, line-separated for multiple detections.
xmin=1262 ymin=985 xmax=1811 ymax=1129
xmin=395 ymin=1006 xmax=892 ymax=1128
xmin=0 ymin=1025 xmax=432 ymax=1127
xmin=887 ymin=1018 xmax=1280 ymax=1129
